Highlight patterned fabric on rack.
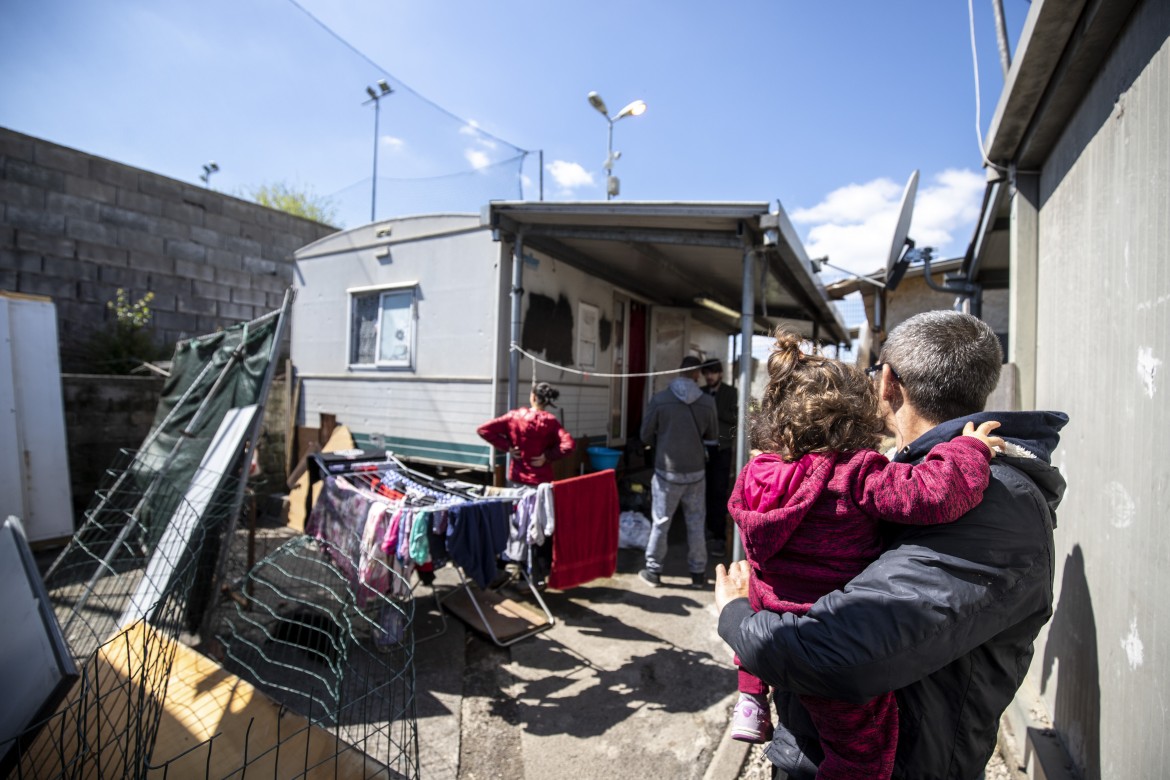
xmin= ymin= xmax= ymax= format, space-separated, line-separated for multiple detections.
xmin=307 ymin=476 xmax=397 ymax=603
xmin=357 ymin=502 xmax=394 ymax=603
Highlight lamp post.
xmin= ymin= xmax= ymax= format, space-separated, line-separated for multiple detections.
xmin=586 ymin=91 xmax=646 ymax=200
xmin=363 ymin=79 xmax=393 ymax=222
xmin=199 ymin=161 xmax=219 ymax=188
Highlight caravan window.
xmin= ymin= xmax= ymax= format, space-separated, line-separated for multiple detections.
xmin=349 ymin=287 xmax=416 ymax=368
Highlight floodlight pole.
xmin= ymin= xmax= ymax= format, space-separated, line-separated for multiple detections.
xmin=371 ymin=99 xmax=380 ymax=221
xmin=605 ymin=120 xmax=616 ymax=201
xmin=587 ymin=91 xmax=646 ymax=200
xmin=364 ymin=81 xmax=394 ymax=222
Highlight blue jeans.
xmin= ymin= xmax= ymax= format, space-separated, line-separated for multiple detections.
xmin=644 ymin=473 xmax=707 ymax=575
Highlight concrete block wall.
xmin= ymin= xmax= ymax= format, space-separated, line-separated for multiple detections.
xmin=0 ymin=127 xmax=336 ymax=371
xmin=62 ymin=374 xmax=165 ymax=522
xmin=61 ymin=373 xmax=291 ymax=529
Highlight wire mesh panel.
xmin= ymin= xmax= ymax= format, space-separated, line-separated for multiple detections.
xmin=6 ymin=454 xmax=216 ymax=780
xmin=46 ymin=449 xmax=244 ymax=660
xmin=154 ymin=533 xmax=422 ymax=779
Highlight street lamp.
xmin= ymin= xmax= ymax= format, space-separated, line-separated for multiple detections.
xmin=199 ymin=161 xmax=219 ymax=188
xmin=363 ymin=79 xmax=394 ymax=222
xmin=586 ymin=91 xmax=647 ymax=200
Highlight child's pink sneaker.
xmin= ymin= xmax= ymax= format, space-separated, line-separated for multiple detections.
xmin=731 ymin=693 xmax=774 ymax=743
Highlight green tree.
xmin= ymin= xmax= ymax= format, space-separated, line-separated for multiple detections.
xmin=246 ymin=181 xmax=340 ymax=226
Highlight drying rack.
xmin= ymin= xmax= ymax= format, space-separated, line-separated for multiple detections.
xmin=304 ymin=449 xmax=555 ymax=647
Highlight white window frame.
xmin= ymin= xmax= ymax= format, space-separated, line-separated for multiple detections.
xmin=346 ymin=282 xmax=418 ymax=370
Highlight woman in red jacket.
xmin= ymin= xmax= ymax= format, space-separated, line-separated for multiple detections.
xmin=477 ymin=382 xmax=576 ymax=486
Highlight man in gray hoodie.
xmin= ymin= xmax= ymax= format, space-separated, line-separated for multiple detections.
xmin=639 ymin=355 xmax=719 ymax=588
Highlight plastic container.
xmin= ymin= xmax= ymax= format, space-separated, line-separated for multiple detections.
xmin=586 ymin=446 xmax=622 ymax=472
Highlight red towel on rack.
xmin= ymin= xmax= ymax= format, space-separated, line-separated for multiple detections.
xmin=548 ymin=469 xmax=619 ymax=590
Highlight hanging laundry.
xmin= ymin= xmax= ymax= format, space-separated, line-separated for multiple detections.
xmin=503 ymin=487 xmax=538 ymax=563
xmin=357 ymin=502 xmax=394 ymax=605
xmin=446 ymin=501 xmax=511 ymax=588
xmin=307 ymin=475 xmax=382 ymax=585
xmin=409 ymin=508 xmax=431 ymax=564
xmin=548 ymin=471 xmax=619 ymax=590
xmin=526 ymin=482 xmax=556 ymax=547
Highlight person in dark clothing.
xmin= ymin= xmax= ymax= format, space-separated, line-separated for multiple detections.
xmin=715 ymin=310 xmax=1069 ymax=780
xmin=639 ymin=356 xmax=719 ymax=589
xmin=701 ymin=359 xmax=737 ymax=557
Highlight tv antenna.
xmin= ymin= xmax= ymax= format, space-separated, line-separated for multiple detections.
xmin=869 ymin=170 xmax=981 ymax=333
xmin=807 ymin=170 xmax=921 ymax=292
xmin=808 ymin=169 xmax=983 ymax=345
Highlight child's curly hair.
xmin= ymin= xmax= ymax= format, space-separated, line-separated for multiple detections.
xmin=751 ymin=330 xmax=886 ymax=461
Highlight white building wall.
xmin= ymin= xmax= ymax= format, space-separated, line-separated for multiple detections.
xmin=510 ymin=247 xmax=617 ymax=442
xmin=1027 ymin=3 xmax=1169 ymax=776
xmin=292 ymin=215 xmax=736 ymax=469
xmin=291 ymin=215 xmax=499 ymax=467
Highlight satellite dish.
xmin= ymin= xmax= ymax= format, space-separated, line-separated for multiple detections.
xmin=884 ymin=170 xmax=919 ymax=292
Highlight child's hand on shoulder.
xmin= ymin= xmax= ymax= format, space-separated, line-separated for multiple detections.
xmin=961 ymin=420 xmax=1005 ymax=457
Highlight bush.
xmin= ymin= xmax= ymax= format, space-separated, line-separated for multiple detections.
xmin=86 ymin=289 xmax=164 ymax=374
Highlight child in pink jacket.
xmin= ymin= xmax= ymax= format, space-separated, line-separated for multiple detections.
xmin=726 ymin=331 xmax=1003 ymax=780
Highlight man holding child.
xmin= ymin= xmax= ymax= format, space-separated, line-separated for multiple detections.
xmin=716 ymin=311 xmax=1068 ymax=779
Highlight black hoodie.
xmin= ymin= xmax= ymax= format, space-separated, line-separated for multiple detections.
xmin=719 ymin=410 xmax=1068 ymax=780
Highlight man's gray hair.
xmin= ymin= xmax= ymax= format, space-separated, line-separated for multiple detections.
xmin=879 ymin=310 xmax=1003 ymax=424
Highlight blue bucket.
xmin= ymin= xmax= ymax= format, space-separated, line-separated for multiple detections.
xmin=586 ymin=446 xmax=621 ymax=471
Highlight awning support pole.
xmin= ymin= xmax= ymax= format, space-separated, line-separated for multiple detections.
xmin=505 ymin=232 xmax=525 ymax=478
xmin=508 ymin=232 xmax=525 ymax=406
xmin=733 ymin=246 xmax=755 ymax=563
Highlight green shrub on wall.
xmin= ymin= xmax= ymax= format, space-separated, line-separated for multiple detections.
xmin=86 ymin=289 xmax=166 ymax=374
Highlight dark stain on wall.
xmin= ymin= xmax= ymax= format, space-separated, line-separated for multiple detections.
xmin=598 ymin=316 xmax=612 ymax=352
xmin=522 ymin=293 xmax=574 ymax=366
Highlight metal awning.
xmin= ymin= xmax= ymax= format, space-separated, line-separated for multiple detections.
xmin=482 ymin=201 xmax=849 ymax=344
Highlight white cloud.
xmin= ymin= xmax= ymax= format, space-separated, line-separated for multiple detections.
xmin=461 ymin=119 xmax=499 ymax=172
xmin=546 ymin=160 xmax=594 ymax=192
xmin=791 ymin=179 xmax=901 ymax=224
xmin=380 ymin=135 xmax=405 ymax=150
xmin=793 ymin=169 xmax=985 ymax=277
xmin=459 ymin=120 xmax=497 ymax=149
xmin=465 ymin=149 xmax=491 ymax=170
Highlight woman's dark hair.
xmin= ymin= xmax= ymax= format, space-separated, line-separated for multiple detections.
xmin=532 ymin=382 xmax=560 ymax=408
xmin=751 ymin=330 xmax=885 ymax=461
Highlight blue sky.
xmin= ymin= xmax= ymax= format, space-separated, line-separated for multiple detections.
xmin=1 ymin=0 xmax=1030 ymax=278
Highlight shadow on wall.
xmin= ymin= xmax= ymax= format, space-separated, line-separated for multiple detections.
xmin=1041 ymin=545 xmax=1101 ymax=780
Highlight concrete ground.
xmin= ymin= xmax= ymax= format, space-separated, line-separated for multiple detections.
xmin=408 ymin=525 xmax=1025 ymax=780
xmin=412 ymin=523 xmax=750 ymax=780
xmin=203 ymin=502 xmax=1022 ymax=780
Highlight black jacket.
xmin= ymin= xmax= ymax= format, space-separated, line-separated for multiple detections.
xmin=718 ymin=410 xmax=1068 ymax=780
xmin=705 ymin=381 xmax=738 ymax=451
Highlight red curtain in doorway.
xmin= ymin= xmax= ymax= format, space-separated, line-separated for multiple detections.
xmin=627 ymin=302 xmax=647 ymax=439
